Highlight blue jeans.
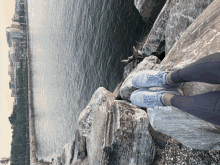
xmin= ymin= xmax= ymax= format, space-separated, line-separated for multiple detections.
xmin=170 ymin=52 xmax=220 ymax=126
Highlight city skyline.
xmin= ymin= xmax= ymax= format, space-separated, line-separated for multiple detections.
xmin=0 ymin=0 xmax=17 ymax=159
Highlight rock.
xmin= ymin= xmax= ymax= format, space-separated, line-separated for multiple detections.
xmin=148 ymin=106 xmax=220 ymax=150
xmin=148 ymin=0 xmax=220 ymax=150
xmin=69 ymin=142 xmax=75 ymax=164
xmin=56 ymin=154 xmax=62 ymax=165
xmin=120 ymin=55 xmax=161 ymax=101
xmin=134 ymin=0 xmax=166 ymax=22
xmin=60 ymin=142 xmax=75 ymax=165
xmin=123 ymin=62 xmax=133 ymax=79
xmin=71 ymin=157 xmax=88 ymax=165
xmin=78 ymin=87 xmax=115 ymax=137
xmin=141 ymin=0 xmax=214 ymax=58
xmin=87 ymin=99 xmax=155 ymax=165
xmin=76 ymin=130 xmax=87 ymax=160
xmin=113 ymin=79 xmax=124 ymax=100
xmin=38 ymin=159 xmax=52 ymax=165
xmin=70 ymin=129 xmax=87 ymax=164
xmin=151 ymin=136 xmax=220 ymax=164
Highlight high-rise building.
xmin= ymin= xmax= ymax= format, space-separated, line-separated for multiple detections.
xmin=11 ymin=21 xmax=21 ymax=29
xmin=6 ymin=21 xmax=23 ymax=43
xmin=6 ymin=31 xmax=12 ymax=47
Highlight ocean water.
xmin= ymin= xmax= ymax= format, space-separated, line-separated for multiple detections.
xmin=28 ymin=0 xmax=146 ymax=161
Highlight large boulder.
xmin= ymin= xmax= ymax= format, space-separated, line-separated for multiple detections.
xmin=134 ymin=0 xmax=166 ymax=22
xmin=78 ymin=87 xmax=115 ymax=137
xmin=88 ymin=99 xmax=155 ymax=165
xmin=148 ymin=106 xmax=220 ymax=150
xmin=76 ymin=87 xmax=156 ymax=165
xmin=148 ymin=0 xmax=220 ymax=150
xmin=120 ymin=55 xmax=161 ymax=101
xmin=141 ymin=0 xmax=214 ymax=58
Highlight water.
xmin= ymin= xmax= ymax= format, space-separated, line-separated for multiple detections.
xmin=28 ymin=0 xmax=146 ymax=161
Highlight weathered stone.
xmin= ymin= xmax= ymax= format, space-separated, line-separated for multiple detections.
xmin=141 ymin=0 xmax=214 ymax=58
xmin=151 ymin=136 xmax=220 ymax=165
xmin=134 ymin=0 xmax=166 ymax=22
xmin=123 ymin=62 xmax=133 ymax=79
xmin=78 ymin=87 xmax=115 ymax=137
xmin=60 ymin=142 xmax=75 ymax=165
xmin=71 ymin=157 xmax=88 ymax=165
xmin=88 ymin=100 xmax=155 ymax=165
xmin=113 ymin=79 xmax=124 ymax=100
xmin=148 ymin=0 xmax=220 ymax=150
xmin=148 ymin=106 xmax=220 ymax=150
xmin=38 ymin=159 xmax=52 ymax=165
xmin=120 ymin=55 xmax=161 ymax=101
xmin=55 ymin=154 xmax=61 ymax=165
xmin=76 ymin=130 xmax=87 ymax=160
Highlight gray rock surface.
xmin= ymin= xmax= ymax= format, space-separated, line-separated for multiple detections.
xmin=141 ymin=0 xmax=214 ymax=58
xmin=113 ymin=79 xmax=124 ymax=100
xmin=123 ymin=62 xmax=133 ymax=79
xmin=76 ymin=130 xmax=87 ymax=160
xmin=88 ymin=99 xmax=155 ymax=165
xmin=120 ymin=55 xmax=161 ymax=101
xmin=59 ymin=142 xmax=75 ymax=165
xmin=134 ymin=0 xmax=166 ymax=22
xmin=74 ymin=87 xmax=156 ymax=165
xmin=148 ymin=0 xmax=220 ymax=151
xmin=148 ymin=106 xmax=220 ymax=150
xmin=71 ymin=157 xmax=88 ymax=165
xmin=54 ymin=155 xmax=61 ymax=165
xmin=78 ymin=87 xmax=115 ymax=137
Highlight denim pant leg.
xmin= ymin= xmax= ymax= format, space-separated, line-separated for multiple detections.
xmin=170 ymin=91 xmax=220 ymax=126
xmin=171 ymin=52 xmax=220 ymax=84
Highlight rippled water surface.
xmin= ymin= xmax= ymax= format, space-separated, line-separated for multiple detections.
xmin=28 ymin=0 xmax=145 ymax=161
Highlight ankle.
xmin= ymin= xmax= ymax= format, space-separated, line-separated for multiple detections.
xmin=163 ymin=93 xmax=174 ymax=106
xmin=167 ymin=72 xmax=174 ymax=85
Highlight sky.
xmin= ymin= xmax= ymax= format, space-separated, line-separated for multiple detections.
xmin=0 ymin=0 xmax=16 ymax=159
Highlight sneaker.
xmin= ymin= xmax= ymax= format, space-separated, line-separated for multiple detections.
xmin=130 ymin=88 xmax=182 ymax=108
xmin=132 ymin=70 xmax=183 ymax=89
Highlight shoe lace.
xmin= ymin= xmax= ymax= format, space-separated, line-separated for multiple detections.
xmin=144 ymin=90 xmax=161 ymax=108
xmin=145 ymin=71 xmax=163 ymax=86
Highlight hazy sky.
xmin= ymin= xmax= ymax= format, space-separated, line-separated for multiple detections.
xmin=0 ymin=0 xmax=16 ymax=158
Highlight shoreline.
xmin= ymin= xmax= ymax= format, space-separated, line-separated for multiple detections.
xmin=24 ymin=0 xmax=36 ymax=163
xmin=24 ymin=1 xmax=45 ymax=164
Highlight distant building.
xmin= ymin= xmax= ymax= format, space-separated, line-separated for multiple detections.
xmin=9 ymin=81 xmax=15 ymax=89
xmin=6 ymin=21 xmax=23 ymax=42
xmin=11 ymin=88 xmax=16 ymax=97
xmin=6 ymin=31 xmax=12 ymax=47
xmin=12 ymin=13 xmax=20 ymax=22
xmin=10 ymin=28 xmax=23 ymax=40
xmin=11 ymin=21 xmax=22 ymax=29
xmin=8 ymin=64 xmax=15 ymax=77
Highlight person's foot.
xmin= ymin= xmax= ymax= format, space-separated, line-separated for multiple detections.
xmin=130 ymin=88 xmax=181 ymax=108
xmin=132 ymin=70 xmax=183 ymax=89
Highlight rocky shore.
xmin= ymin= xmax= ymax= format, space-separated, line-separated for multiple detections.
xmin=28 ymin=0 xmax=220 ymax=164
xmin=52 ymin=0 xmax=220 ymax=164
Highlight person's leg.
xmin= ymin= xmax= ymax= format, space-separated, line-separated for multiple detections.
xmin=164 ymin=91 xmax=220 ymax=126
xmin=169 ymin=52 xmax=220 ymax=84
